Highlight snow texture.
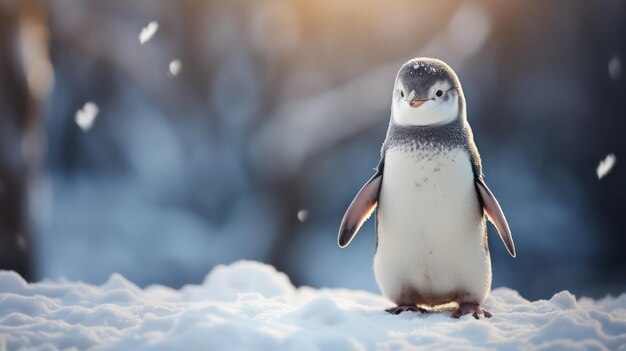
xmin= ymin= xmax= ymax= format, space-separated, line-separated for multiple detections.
xmin=597 ymin=154 xmax=616 ymax=180
xmin=139 ymin=21 xmax=158 ymax=44
xmin=75 ymin=102 xmax=99 ymax=131
xmin=168 ymin=59 xmax=181 ymax=76
xmin=1 ymin=261 xmax=625 ymax=351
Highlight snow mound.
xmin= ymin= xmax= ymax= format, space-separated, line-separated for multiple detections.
xmin=1 ymin=261 xmax=625 ymax=350
xmin=183 ymin=260 xmax=295 ymax=301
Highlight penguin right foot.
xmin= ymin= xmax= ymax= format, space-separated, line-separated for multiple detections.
xmin=385 ymin=305 xmax=428 ymax=315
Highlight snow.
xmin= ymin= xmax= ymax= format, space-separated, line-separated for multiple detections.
xmin=297 ymin=209 xmax=309 ymax=223
xmin=1 ymin=261 xmax=625 ymax=350
xmin=74 ymin=102 xmax=99 ymax=131
xmin=168 ymin=59 xmax=181 ymax=76
xmin=138 ymin=21 xmax=159 ymax=44
xmin=596 ymin=154 xmax=616 ymax=180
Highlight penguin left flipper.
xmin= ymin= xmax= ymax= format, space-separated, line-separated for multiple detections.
xmin=476 ymin=178 xmax=516 ymax=257
xmin=338 ymin=159 xmax=384 ymax=248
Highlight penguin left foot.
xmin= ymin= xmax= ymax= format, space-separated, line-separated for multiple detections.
xmin=451 ymin=302 xmax=492 ymax=319
xmin=385 ymin=305 xmax=428 ymax=315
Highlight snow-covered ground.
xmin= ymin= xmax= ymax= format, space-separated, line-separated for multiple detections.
xmin=1 ymin=261 xmax=624 ymax=351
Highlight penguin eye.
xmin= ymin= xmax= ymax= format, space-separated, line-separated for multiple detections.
xmin=436 ymin=90 xmax=443 ymax=97
xmin=400 ymin=91 xmax=405 ymax=98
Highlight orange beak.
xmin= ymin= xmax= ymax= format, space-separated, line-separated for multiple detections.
xmin=409 ymin=99 xmax=430 ymax=108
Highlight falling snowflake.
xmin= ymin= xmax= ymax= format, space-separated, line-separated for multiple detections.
xmin=169 ymin=59 xmax=182 ymax=76
xmin=297 ymin=209 xmax=309 ymax=223
xmin=596 ymin=154 xmax=616 ymax=180
xmin=608 ymin=56 xmax=622 ymax=80
xmin=139 ymin=21 xmax=159 ymax=44
xmin=16 ymin=235 xmax=26 ymax=251
xmin=75 ymin=102 xmax=99 ymax=131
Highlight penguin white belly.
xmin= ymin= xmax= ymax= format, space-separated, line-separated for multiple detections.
xmin=374 ymin=147 xmax=491 ymax=306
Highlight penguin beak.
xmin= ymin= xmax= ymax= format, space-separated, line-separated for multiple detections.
xmin=409 ymin=99 xmax=430 ymax=108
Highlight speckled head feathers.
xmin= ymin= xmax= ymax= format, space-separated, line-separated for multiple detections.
xmin=392 ymin=58 xmax=466 ymax=126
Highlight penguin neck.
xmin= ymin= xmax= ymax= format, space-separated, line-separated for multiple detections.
xmin=383 ymin=115 xmax=470 ymax=152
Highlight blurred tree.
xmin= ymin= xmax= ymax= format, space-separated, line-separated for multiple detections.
xmin=0 ymin=0 xmax=49 ymax=279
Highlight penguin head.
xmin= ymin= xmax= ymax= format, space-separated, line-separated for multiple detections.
xmin=391 ymin=57 xmax=465 ymax=126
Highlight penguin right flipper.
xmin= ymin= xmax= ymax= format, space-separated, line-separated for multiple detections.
xmin=337 ymin=158 xmax=384 ymax=248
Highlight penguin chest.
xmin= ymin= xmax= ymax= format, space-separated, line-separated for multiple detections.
xmin=374 ymin=146 xmax=490 ymax=305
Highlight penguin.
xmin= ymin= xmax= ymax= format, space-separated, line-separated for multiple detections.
xmin=337 ymin=57 xmax=515 ymax=319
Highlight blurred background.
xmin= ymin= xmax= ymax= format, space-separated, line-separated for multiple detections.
xmin=0 ymin=0 xmax=624 ymax=300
